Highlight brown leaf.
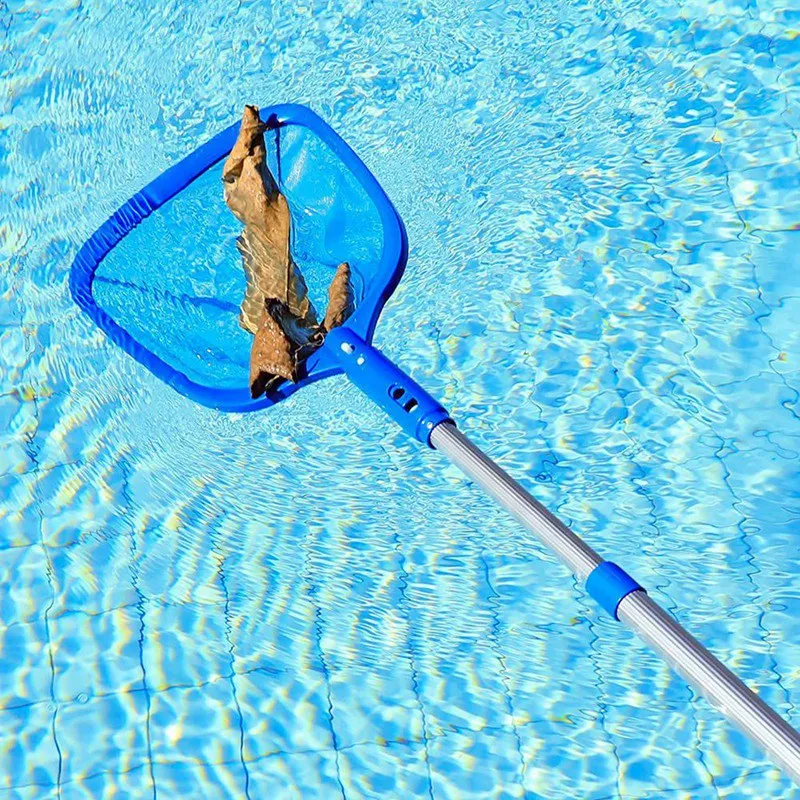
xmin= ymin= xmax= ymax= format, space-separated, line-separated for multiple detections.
xmin=224 ymin=105 xmax=318 ymax=334
xmin=323 ymin=262 xmax=355 ymax=332
xmin=249 ymin=302 xmax=299 ymax=398
xmin=222 ymin=105 xmax=277 ymax=198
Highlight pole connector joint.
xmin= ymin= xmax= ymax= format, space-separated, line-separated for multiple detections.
xmin=586 ymin=561 xmax=644 ymax=620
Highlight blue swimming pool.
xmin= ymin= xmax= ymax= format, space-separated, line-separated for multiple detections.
xmin=2 ymin=0 xmax=799 ymax=797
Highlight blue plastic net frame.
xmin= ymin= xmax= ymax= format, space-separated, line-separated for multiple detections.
xmin=69 ymin=103 xmax=409 ymax=412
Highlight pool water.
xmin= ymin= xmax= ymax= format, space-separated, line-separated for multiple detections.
xmin=2 ymin=0 xmax=799 ymax=798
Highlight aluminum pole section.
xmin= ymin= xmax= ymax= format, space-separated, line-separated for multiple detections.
xmin=429 ymin=420 xmax=800 ymax=785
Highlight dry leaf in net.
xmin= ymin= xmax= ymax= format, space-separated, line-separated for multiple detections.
xmin=223 ymin=105 xmax=318 ymax=335
xmin=225 ymin=106 xmax=359 ymax=396
xmin=249 ymin=301 xmax=300 ymax=398
xmin=323 ymin=262 xmax=355 ymax=332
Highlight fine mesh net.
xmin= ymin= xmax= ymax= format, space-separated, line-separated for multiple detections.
xmin=93 ymin=123 xmax=386 ymax=392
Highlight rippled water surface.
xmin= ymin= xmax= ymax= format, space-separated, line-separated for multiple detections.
xmin=2 ymin=1 xmax=800 ymax=797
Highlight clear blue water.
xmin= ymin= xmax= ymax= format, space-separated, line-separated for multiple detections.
xmin=2 ymin=1 xmax=800 ymax=798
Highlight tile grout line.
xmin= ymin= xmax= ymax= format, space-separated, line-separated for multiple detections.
xmin=119 ymin=458 xmax=157 ymax=800
xmin=390 ymin=522 xmax=436 ymax=800
xmin=209 ymin=520 xmax=252 ymax=800
xmin=479 ymin=554 xmax=527 ymax=792
xmin=302 ymin=522 xmax=347 ymax=800
xmin=25 ymin=392 xmax=64 ymax=799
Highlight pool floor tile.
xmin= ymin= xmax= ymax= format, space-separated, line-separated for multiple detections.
xmin=0 ymin=702 xmax=60 ymax=792
xmin=135 ymin=529 xmax=226 ymax=608
xmin=49 ymin=536 xmax=138 ymax=618
xmin=328 ymin=664 xmax=425 ymax=749
xmin=428 ymin=728 xmax=528 ymax=800
xmin=246 ymin=750 xmax=343 ymax=799
xmin=37 ymin=464 xmax=129 ymax=550
xmin=0 ymin=474 xmax=38 ymax=547
xmin=58 ymin=762 xmax=153 ymax=800
xmin=338 ymin=740 xmax=433 ymax=799
xmin=57 ymin=691 xmax=150 ymax=787
xmin=413 ymin=649 xmax=513 ymax=737
xmin=0 ymin=619 xmax=53 ymax=709
xmin=227 ymin=589 xmax=319 ymax=676
xmin=0 ymin=787 xmax=59 ymax=800
xmin=0 ymin=545 xmax=53 ymax=626
xmin=518 ymin=716 xmax=619 ymax=800
xmin=148 ymin=681 xmax=242 ymax=766
xmin=141 ymin=601 xmax=232 ymax=691
xmin=151 ymin=759 xmax=248 ymax=798
xmin=237 ymin=668 xmax=333 ymax=759
xmin=50 ymin=607 xmax=145 ymax=701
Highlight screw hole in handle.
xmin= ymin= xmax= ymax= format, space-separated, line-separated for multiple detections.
xmin=327 ymin=326 xmax=452 ymax=446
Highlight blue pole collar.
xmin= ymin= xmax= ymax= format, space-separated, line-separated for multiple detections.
xmin=585 ymin=561 xmax=645 ymax=620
